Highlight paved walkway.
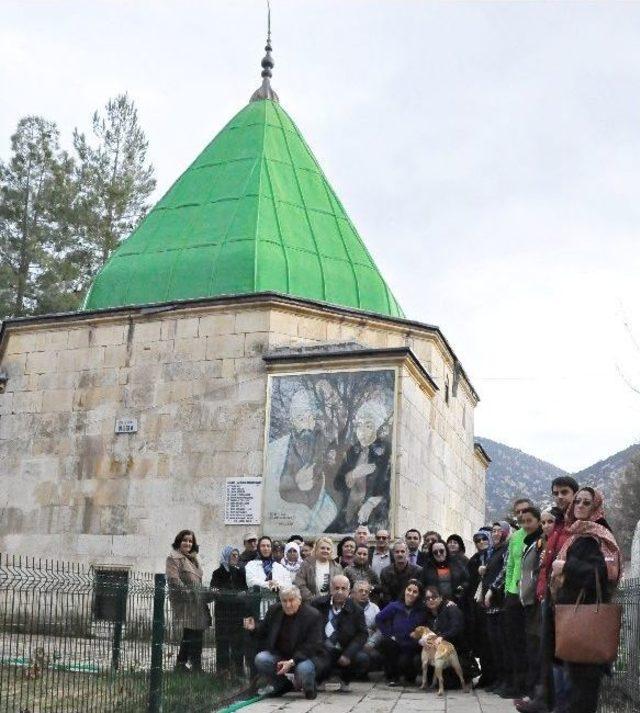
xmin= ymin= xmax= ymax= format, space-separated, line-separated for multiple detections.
xmin=241 ymin=681 xmax=516 ymax=713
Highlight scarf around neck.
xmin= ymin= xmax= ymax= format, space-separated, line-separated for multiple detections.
xmin=281 ymin=542 xmax=302 ymax=574
xmin=261 ymin=555 xmax=274 ymax=579
xmin=558 ymin=489 xmax=621 ymax=584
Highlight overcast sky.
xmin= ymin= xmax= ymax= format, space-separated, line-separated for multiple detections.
xmin=3 ymin=1 xmax=640 ymax=472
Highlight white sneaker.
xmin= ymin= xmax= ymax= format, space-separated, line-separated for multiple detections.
xmin=339 ymin=681 xmax=350 ymax=692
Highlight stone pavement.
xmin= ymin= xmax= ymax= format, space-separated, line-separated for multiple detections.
xmin=241 ymin=681 xmax=517 ymax=713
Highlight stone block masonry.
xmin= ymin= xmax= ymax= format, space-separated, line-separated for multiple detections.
xmin=0 ymin=296 xmax=484 ymax=574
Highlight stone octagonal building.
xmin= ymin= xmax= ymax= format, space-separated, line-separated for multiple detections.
xmin=0 ymin=46 xmax=488 ymax=573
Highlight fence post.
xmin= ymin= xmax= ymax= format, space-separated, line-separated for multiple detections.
xmin=148 ymin=573 xmax=166 ymax=713
xmin=111 ymin=580 xmax=128 ymax=670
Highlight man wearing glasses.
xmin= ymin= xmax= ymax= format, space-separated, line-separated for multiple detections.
xmin=370 ymin=530 xmax=393 ymax=578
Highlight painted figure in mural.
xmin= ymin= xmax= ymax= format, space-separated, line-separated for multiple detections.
xmin=327 ymin=398 xmax=391 ymax=534
xmin=266 ymin=388 xmax=339 ymax=533
xmin=276 ymin=389 xmax=325 ymax=507
xmin=265 ymin=370 xmax=394 ymax=537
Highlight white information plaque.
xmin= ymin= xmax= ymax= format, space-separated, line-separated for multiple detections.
xmin=115 ymin=417 xmax=138 ymax=434
xmin=224 ymin=478 xmax=262 ymax=525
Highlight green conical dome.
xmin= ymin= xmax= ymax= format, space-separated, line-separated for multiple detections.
xmin=83 ymin=99 xmax=403 ymax=318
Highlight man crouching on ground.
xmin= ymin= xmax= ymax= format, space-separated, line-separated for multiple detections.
xmin=243 ymin=585 xmax=327 ymax=699
xmin=311 ymin=574 xmax=368 ymax=691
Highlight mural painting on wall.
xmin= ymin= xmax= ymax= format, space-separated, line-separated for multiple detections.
xmin=264 ymin=369 xmax=396 ymax=537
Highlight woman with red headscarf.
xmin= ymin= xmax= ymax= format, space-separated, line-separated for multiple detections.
xmin=551 ymin=487 xmax=621 ymax=713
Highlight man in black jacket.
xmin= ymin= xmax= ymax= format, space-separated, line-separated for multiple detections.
xmin=310 ymin=575 xmax=368 ymax=690
xmin=379 ymin=541 xmax=422 ymax=606
xmin=405 ymin=529 xmax=428 ymax=567
xmin=243 ymin=585 xmax=327 ymax=699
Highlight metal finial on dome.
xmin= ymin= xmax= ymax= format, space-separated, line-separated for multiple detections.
xmin=250 ymin=0 xmax=279 ymax=103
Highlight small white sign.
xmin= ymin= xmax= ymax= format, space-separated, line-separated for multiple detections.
xmin=115 ymin=417 xmax=138 ymax=434
xmin=225 ymin=478 xmax=262 ymax=525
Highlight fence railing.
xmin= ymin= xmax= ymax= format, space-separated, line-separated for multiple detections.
xmin=2 ymin=555 xmax=638 ymax=712
xmin=598 ymin=577 xmax=640 ymax=713
xmin=0 ymin=554 xmax=276 ymax=713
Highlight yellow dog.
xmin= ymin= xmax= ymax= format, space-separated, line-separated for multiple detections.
xmin=410 ymin=625 xmax=469 ymax=696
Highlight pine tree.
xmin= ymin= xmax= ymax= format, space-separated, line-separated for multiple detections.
xmin=72 ymin=93 xmax=156 ymax=282
xmin=0 ymin=117 xmax=72 ymax=317
xmin=609 ymin=454 xmax=640 ymax=561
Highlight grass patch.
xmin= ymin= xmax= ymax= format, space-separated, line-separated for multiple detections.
xmin=0 ymin=666 xmax=245 ymax=713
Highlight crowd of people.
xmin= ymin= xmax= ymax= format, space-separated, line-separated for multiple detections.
xmin=165 ymin=476 xmax=622 ymax=712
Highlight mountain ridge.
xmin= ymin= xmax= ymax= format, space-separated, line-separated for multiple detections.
xmin=477 ymin=436 xmax=640 ymax=521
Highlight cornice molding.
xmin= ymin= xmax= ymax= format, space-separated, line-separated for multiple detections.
xmin=263 ymin=345 xmax=438 ymax=398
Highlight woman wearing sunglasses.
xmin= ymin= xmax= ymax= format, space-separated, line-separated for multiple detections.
xmin=421 ymin=539 xmax=470 ymax=609
xmin=423 ymin=585 xmax=473 ymax=690
xmin=551 ymin=487 xmax=621 ymax=713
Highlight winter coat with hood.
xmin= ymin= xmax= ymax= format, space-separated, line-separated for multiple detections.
xmin=166 ymin=550 xmax=213 ymax=631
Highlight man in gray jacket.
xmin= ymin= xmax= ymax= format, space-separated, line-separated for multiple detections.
xmin=518 ymin=506 xmax=544 ymax=700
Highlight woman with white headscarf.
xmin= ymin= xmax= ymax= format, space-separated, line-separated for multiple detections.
xmin=210 ymin=545 xmax=247 ymax=674
xmin=280 ymin=541 xmax=302 ymax=584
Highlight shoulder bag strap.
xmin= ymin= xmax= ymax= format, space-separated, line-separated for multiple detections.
xmin=594 ymin=568 xmax=603 ymax=612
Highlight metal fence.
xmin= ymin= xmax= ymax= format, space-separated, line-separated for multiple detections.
xmin=598 ymin=577 xmax=640 ymax=713
xmin=0 ymin=554 xmax=275 ymax=713
xmin=2 ymin=555 xmax=638 ymax=713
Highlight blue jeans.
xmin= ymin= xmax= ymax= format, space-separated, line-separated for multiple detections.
xmin=255 ymin=651 xmax=316 ymax=692
xmin=553 ymin=664 xmax=571 ymax=713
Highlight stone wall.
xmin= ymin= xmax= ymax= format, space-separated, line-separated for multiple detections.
xmin=0 ymin=297 xmax=484 ymax=574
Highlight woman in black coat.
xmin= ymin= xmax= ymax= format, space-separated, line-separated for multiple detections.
xmin=446 ymin=534 xmax=470 ymax=566
xmin=552 ymin=488 xmax=621 ymax=713
xmin=210 ymin=546 xmax=247 ymax=674
xmin=466 ymin=529 xmax=495 ymax=687
xmin=481 ymin=521 xmax=511 ymax=695
xmin=424 ymin=585 xmax=474 ymax=687
xmin=420 ymin=540 xmax=469 ymax=608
